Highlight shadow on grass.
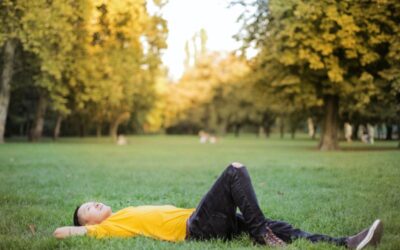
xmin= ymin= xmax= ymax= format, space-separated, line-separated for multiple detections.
xmin=340 ymin=146 xmax=399 ymax=152
xmin=303 ymin=146 xmax=400 ymax=152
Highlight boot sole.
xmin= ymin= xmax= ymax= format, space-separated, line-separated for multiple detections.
xmin=356 ymin=219 xmax=383 ymax=250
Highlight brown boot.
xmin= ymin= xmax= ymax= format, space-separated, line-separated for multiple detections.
xmin=262 ymin=227 xmax=287 ymax=247
xmin=346 ymin=219 xmax=383 ymax=250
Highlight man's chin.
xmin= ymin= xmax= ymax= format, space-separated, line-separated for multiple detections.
xmin=105 ymin=207 xmax=112 ymax=216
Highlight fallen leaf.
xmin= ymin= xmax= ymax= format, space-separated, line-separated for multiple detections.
xmin=28 ymin=224 xmax=36 ymax=235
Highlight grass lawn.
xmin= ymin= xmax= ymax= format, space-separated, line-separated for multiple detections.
xmin=0 ymin=135 xmax=399 ymax=249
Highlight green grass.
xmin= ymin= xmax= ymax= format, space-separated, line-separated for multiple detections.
xmin=0 ymin=134 xmax=399 ymax=249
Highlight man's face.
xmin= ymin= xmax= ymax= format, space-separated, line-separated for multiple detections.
xmin=77 ymin=201 xmax=112 ymax=225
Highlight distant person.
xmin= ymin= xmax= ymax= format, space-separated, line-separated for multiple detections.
xmin=198 ymin=130 xmax=209 ymax=144
xmin=116 ymin=134 xmax=127 ymax=145
xmin=209 ymin=135 xmax=217 ymax=144
xmin=53 ymin=163 xmax=383 ymax=249
xmin=344 ymin=122 xmax=353 ymax=142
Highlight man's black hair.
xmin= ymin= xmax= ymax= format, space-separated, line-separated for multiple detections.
xmin=73 ymin=205 xmax=81 ymax=226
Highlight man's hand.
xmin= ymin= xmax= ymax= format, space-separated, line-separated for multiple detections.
xmin=53 ymin=226 xmax=87 ymax=239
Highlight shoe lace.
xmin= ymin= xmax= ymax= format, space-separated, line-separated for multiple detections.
xmin=264 ymin=227 xmax=286 ymax=246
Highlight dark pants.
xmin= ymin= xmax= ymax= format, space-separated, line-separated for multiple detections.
xmin=187 ymin=163 xmax=347 ymax=246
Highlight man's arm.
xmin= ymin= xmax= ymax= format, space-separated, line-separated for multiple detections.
xmin=53 ymin=226 xmax=87 ymax=239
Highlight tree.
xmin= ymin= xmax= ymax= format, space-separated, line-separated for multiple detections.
xmin=0 ymin=0 xmax=21 ymax=142
xmin=235 ymin=0 xmax=400 ymax=150
xmin=0 ymin=0 xmax=92 ymax=141
xmin=1 ymin=0 xmax=167 ymax=140
xmin=162 ymin=50 xmax=267 ymax=136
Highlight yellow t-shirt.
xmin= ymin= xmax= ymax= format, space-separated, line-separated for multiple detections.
xmin=85 ymin=205 xmax=195 ymax=242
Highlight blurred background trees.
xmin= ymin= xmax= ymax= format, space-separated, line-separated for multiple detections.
xmin=1 ymin=0 xmax=399 ymax=149
xmin=234 ymin=0 xmax=400 ymax=150
xmin=1 ymin=0 xmax=166 ymax=141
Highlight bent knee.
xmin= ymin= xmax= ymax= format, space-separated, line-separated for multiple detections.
xmin=231 ymin=162 xmax=244 ymax=168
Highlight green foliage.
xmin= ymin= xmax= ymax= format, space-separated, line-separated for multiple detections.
xmin=235 ymin=0 xmax=400 ymax=148
xmin=1 ymin=0 xmax=167 ymax=137
xmin=162 ymin=52 xmax=262 ymax=134
xmin=249 ymin=0 xmax=400 ymax=99
xmin=72 ymin=0 xmax=167 ymax=135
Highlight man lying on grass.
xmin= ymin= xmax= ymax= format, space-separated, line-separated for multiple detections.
xmin=54 ymin=162 xmax=383 ymax=249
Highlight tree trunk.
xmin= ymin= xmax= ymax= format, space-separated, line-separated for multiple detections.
xmin=109 ymin=112 xmax=130 ymax=139
xmin=353 ymin=122 xmax=359 ymax=141
xmin=96 ymin=123 xmax=102 ymax=137
xmin=53 ymin=115 xmax=62 ymax=140
xmin=291 ymin=127 xmax=296 ymax=139
xmin=109 ymin=122 xmax=118 ymax=139
xmin=217 ymin=122 xmax=227 ymax=136
xmin=0 ymin=39 xmax=18 ymax=143
xmin=312 ymin=124 xmax=317 ymax=140
xmin=307 ymin=117 xmax=314 ymax=138
xmin=258 ymin=126 xmax=266 ymax=138
xmin=234 ymin=124 xmax=241 ymax=137
xmin=265 ymin=124 xmax=271 ymax=138
xmin=377 ymin=124 xmax=383 ymax=139
xmin=262 ymin=113 xmax=272 ymax=138
xmin=19 ymin=123 xmax=24 ymax=136
xmin=307 ymin=117 xmax=317 ymax=139
xmin=386 ymin=124 xmax=392 ymax=140
xmin=79 ymin=123 xmax=86 ymax=137
xmin=398 ymin=122 xmax=400 ymax=148
xmin=29 ymin=92 xmax=47 ymax=142
xmin=290 ymin=118 xmax=297 ymax=139
xmin=279 ymin=116 xmax=285 ymax=139
xmin=319 ymin=95 xmax=339 ymax=150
